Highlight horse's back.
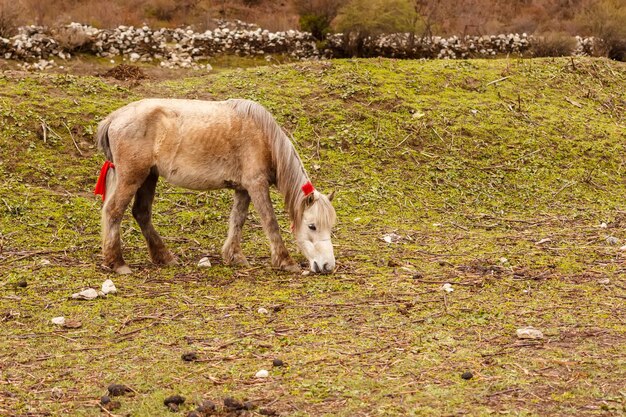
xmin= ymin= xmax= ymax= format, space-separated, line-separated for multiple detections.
xmin=105 ymin=99 xmax=273 ymax=191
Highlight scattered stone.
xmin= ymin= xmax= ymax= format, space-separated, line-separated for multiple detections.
xmin=301 ymin=270 xmax=311 ymax=276
xmin=71 ymin=288 xmax=99 ymax=300
xmin=197 ymin=257 xmax=212 ymax=268
xmin=272 ymin=358 xmax=284 ymax=367
xmin=516 ymin=326 xmax=544 ymax=339
xmin=63 ymin=319 xmax=82 ymax=329
xmin=499 ymin=257 xmax=508 ymax=264
xmin=107 ymin=383 xmax=131 ymax=396
xmin=224 ymin=397 xmax=244 ymax=410
xmin=382 ymin=233 xmax=402 ymax=243
xmin=620 ymin=245 xmax=626 ymax=251
xmin=51 ymin=316 xmax=66 ymax=326
xmin=461 ymin=371 xmax=473 ymax=380
xmin=606 ymin=236 xmax=619 ymax=245
xmin=441 ymin=283 xmax=454 ymax=293
xmin=50 ymin=387 xmax=63 ymax=399
xmin=535 ymin=238 xmax=551 ymax=245
xmin=599 ymin=222 xmax=608 ymax=228
xmin=101 ymin=279 xmax=117 ymax=295
xmin=40 ymin=259 xmax=51 ymax=266
xmin=255 ymin=369 xmax=269 ymax=378
xmin=181 ymin=352 xmax=198 ymax=362
xmin=257 ymin=307 xmax=269 ymax=314
xmin=17 ymin=280 xmax=28 ymax=288
xmin=598 ymin=278 xmax=610 ymax=285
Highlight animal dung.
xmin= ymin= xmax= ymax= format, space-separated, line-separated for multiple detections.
xmin=197 ymin=257 xmax=212 ymax=268
xmin=17 ymin=280 xmax=28 ymax=288
xmin=224 ymin=397 xmax=245 ymax=410
xmin=272 ymin=358 xmax=284 ymax=367
xmin=516 ymin=327 xmax=544 ymax=339
xmin=164 ymin=394 xmax=185 ymax=412
xmin=181 ymin=352 xmax=198 ymax=362
xmin=461 ymin=371 xmax=473 ymax=380
xmin=101 ymin=279 xmax=117 ymax=294
xmin=107 ymin=384 xmax=132 ymax=397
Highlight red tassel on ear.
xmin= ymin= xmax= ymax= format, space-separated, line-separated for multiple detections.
xmin=94 ymin=160 xmax=115 ymax=202
xmin=301 ymin=181 xmax=314 ymax=196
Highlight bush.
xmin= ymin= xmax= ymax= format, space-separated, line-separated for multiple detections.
xmin=578 ymin=0 xmax=626 ymax=59
xmin=530 ymin=31 xmax=577 ymax=57
xmin=0 ymin=0 xmax=22 ymax=38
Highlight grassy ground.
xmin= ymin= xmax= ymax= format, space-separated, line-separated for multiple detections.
xmin=0 ymin=57 xmax=625 ymax=416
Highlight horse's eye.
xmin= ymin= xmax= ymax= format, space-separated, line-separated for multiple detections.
xmin=308 ymin=224 xmax=316 ymax=231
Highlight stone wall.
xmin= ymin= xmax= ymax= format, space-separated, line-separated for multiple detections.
xmin=0 ymin=21 xmax=597 ymax=71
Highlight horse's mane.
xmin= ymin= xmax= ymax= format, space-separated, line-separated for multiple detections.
xmin=226 ymin=99 xmax=335 ymax=231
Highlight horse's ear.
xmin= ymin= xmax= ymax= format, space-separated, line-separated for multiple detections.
xmin=327 ymin=190 xmax=335 ymax=202
xmin=304 ymin=193 xmax=315 ymax=207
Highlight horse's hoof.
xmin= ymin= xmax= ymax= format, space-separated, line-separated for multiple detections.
xmin=115 ymin=265 xmax=132 ymax=275
xmin=280 ymin=263 xmax=300 ymax=273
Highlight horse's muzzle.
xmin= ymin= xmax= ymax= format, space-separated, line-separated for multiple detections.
xmin=313 ymin=261 xmax=334 ymax=274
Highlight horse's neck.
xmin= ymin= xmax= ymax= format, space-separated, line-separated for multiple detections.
xmin=274 ymin=139 xmax=309 ymax=223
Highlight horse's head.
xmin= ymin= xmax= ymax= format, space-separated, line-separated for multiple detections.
xmin=294 ymin=190 xmax=336 ymax=274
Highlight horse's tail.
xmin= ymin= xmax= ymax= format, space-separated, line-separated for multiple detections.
xmin=96 ymin=117 xmax=114 ymax=162
xmin=94 ymin=118 xmax=117 ymax=203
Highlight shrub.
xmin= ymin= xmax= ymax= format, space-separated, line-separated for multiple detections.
xmin=0 ymin=0 xmax=22 ymax=38
xmin=530 ymin=31 xmax=577 ymax=57
xmin=578 ymin=0 xmax=626 ymax=59
xmin=295 ymin=0 xmax=346 ymax=40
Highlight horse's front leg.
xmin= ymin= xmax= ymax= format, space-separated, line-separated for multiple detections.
xmin=246 ymin=183 xmax=299 ymax=273
xmin=222 ymin=189 xmax=251 ymax=266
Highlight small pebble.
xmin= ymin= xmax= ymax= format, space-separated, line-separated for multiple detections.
xmin=257 ymin=307 xmax=269 ymax=314
xmin=255 ymin=369 xmax=269 ymax=378
xmin=181 ymin=352 xmax=198 ymax=362
xmin=461 ymin=371 xmax=473 ymax=380
xmin=197 ymin=257 xmax=212 ymax=268
xmin=71 ymin=288 xmax=99 ymax=300
xmin=107 ymin=383 xmax=131 ymax=396
xmin=598 ymin=278 xmax=610 ymax=285
xmin=40 ymin=259 xmax=51 ymax=266
xmin=17 ymin=280 xmax=28 ymax=288
xmin=516 ymin=326 xmax=544 ymax=339
xmin=272 ymin=358 xmax=284 ymax=367
xmin=51 ymin=316 xmax=66 ymax=326
xmin=301 ymin=270 xmax=310 ymax=276
xmin=606 ymin=236 xmax=619 ymax=245
xmin=101 ymin=279 xmax=117 ymax=295
xmin=441 ymin=283 xmax=454 ymax=293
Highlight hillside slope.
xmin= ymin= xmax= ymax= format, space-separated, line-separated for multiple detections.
xmin=1 ymin=58 xmax=625 ymax=416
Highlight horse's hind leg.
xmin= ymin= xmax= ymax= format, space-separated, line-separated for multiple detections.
xmin=222 ymin=189 xmax=251 ymax=266
xmin=131 ymin=169 xmax=176 ymax=266
xmin=102 ymin=176 xmax=143 ymax=274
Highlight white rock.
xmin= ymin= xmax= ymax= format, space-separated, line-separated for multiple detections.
xmin=197 ymin=257 xmax=212 ymax=267
xmin=441 ymin=283 xmax=454 ymax=293
xmin=301 ymin=270 xmax=311 ymax=276
xmin=606 ymin=236 xmax=619 ymax=245
xmin=51 ymin=316 xmax=65 ymax=325
xmin=598 ymin=278 xmax=610 ymax=285
xmin=599 ymin=222 xmax=608 ymax=228
xmin=40 ymin=259 xmax=51 ymax=266
xmin=516 ymin=327 xmax=543 ymax=339
xmin=499 ymin=257 xmax=508 ymax=264
xmin=535 ymin=238 xmax=551 ymax=245
xmin=257 ymin=307 xmax=269 ymax=314
xmin=101 ymin=279 xmax=117 ymax=294
xmin=255 ymin=369 xmax=269 ymax=378
xmin=620 ymin=245 xmax=626 ymax=251
xmin=71 ymin=288 xmax=99 ymax=300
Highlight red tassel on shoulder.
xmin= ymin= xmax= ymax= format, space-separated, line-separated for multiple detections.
xmin=94 ymin=160 xmax=115 ymax=202
xmin=301 ymin=181 xmax=314 ymax=196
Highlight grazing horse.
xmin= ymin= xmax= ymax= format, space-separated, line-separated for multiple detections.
xmin=94 ymin=98 xmax=336 ymax=274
